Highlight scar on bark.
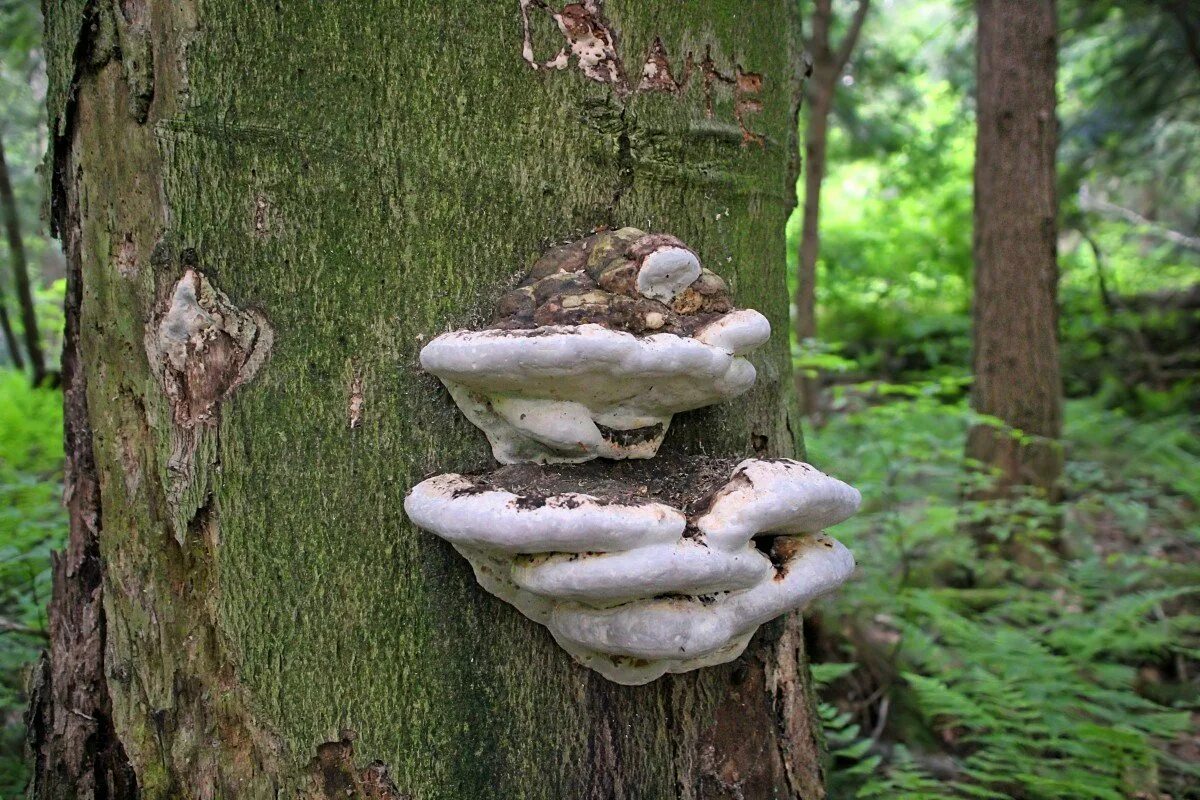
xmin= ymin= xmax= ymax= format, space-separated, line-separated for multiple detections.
xmin=304 ymin=732 xmax=409 ymax=800
xmin=113 ymin=0 xmax=155 ymax=122
xmin=148 ymin=268 xmax=273 ymax=427
xmin=349 ymin=371 xmax=365 ymax=429
xmin=147 ymin=268 xmax=273 ymax=538
xmin=252 ymin=193 xmax=273 ymax=238
xmin=734 ymin=68 xmax=765 ymax=146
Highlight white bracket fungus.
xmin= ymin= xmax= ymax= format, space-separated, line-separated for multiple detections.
xmin=419 ymin=229 xmax=771 ymax=464
xmin=409 ymin=229 xmax=861 ymax=683
xmin=404 ymin=458 xmax=860 ymax=684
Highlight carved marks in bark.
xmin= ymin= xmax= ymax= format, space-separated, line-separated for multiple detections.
xmin=519 ymin=0 xmax=765 ymax=145
xmin=521 ymin=0 xmax=624 ymax=87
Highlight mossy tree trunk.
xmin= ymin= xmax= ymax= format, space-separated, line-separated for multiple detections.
xmin=30 ymin=1 xmax=823 ymax=797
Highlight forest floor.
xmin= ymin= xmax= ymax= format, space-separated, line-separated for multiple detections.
xmin=805 ymin=384 xmax=1199 ymax=798
xmin=0 ymin=368 xmax=1195 ymax=798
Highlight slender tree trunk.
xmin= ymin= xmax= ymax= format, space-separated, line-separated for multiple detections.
xmin=795 ymin=0 xmax=868 ymax=417
xmin=0 ymin=132 xmax=47 ymax=384
xmin=966 ymin=0 xmax=1063 ymax=510
xmin=0 ymin=277 xmax=24 ymax=368
xmin=796 ymin=86 xmax=830 ymax=417
xmin=31 ymin=1 xmax=826 ymax=797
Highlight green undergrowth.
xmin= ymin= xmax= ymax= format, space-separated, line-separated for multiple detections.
xmin=807 ymin=389 xmax=1199 ymax=799
xmin=0 ymin=369 xmax=65 ymax=795
xmin=0 ymin=369 xmax=1197 ymax=799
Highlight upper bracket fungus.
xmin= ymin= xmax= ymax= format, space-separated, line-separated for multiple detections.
xmin=419 ymin=229 xmax=771 ymax=463
xmin=404 ymin=457 xmax=860 ymax=684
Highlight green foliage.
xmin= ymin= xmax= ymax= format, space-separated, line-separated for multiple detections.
xmin=0 ymin=1 xmax=40 ymax=64
xmin=807 ymin=392 xmax=1199 ymax=799
xmin=1054 ymin=0 xmax=1200 ymax=409
xmin=1 ymin=0 xmax=60 ymax=375
xmin=1059 ymin=1 xmax=1200 ymax=213
xmin=789 ymin=71 xmax=975 ymax=379
xmin=789 ymin=0 xmax=1200 ymax=398
xmin=0 ymin=369 xmax=65 ymax=794
xmin=0 ymin=0 xmax=1194 ymax=795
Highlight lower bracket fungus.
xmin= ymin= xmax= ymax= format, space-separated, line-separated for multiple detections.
xmin=404 ymin=457 xmax=860 ymax=684
xmin=419 ymin=229 xmax=771 ymax=463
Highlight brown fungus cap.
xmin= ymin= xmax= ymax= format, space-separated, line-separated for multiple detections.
xmin=491 ymin=228 xmax=735 ymax=336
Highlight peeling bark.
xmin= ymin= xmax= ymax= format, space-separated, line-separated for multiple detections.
xmin=25 ymin=128 xmax=138 ymax=799
xmin=698 ymin=619 xmax=825 ymax=799
xmin=302 ymin=733 xmax=409 ymax=800
xmin=34 ymin=1 xmax=825 ymax=797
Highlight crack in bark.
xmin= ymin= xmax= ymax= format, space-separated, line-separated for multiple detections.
xmin=26 ymin=24 xmax=139 ymax=788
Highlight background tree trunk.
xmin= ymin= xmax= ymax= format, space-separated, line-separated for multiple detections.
xmin=795 ymin=0 xmax=868 ymax=417
xmin=0 ymin=132 xmax=46 ymax=384
xmin=967 ymin=0 xmax=1063 ymax=506
xmin=31 ymin=1 xmax=825 ymax=797
xmin=0 ymin=273 xmax=24 ymax=369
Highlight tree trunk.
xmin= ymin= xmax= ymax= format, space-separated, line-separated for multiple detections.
xmin=967 ymin=0 xmax=1063 ymax=507
xmin=796 ymin=88 xmax=830 ymax=418
xmin=0 ymin=132 xmax=46 ymax=384
xmin=794 ymin=0 xmax=868 ymax=417
xmin=0 ymin=275 xmax=24 ymax=369
xmin=31 ymin=1 xmax=825 ymax=798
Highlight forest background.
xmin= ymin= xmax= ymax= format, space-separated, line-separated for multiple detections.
xmin=0 ymin=0 xmax=1196 ymax=797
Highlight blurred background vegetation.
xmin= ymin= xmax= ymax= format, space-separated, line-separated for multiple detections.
xmin=0 ymin=0 xmax=1196 ymax=797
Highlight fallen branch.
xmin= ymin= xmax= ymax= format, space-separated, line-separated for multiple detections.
xmin=1080 ymin=186 xmax=1200 ymax=252
xmin=0 ymin=615 xmax=48 ymax=639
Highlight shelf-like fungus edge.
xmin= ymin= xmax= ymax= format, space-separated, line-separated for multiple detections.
xmin=404 ymin=457 xmax=861 ymax=684
xmin=419 ymin=229 xmax=771 ymax=464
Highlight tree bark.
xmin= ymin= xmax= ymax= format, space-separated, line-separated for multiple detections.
xmin=795 ymin=0 xmax=868 ymax=417
xmin=967 ymin=0 xmax=1063 ymax=507
xmin=0 ymin=131 xmax=47 ymax=384
xmin=32 ymin=1 xmax=825 ymax=797
xmin=0 ymin=275 xmax=24 ymax=369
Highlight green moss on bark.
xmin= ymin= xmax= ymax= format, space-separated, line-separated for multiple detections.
xmin=40 ymin=1 xmax=822 ymax=797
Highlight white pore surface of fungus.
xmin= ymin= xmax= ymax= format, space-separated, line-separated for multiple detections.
xmin=420 ymin=309 xmax=770 ymax=464
xmin=404 ymin=459 xmax=860 ymax=684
